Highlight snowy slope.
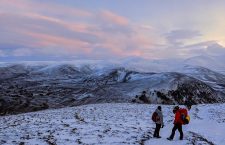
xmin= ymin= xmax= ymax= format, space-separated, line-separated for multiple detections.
xmin=1 ymin=103 xmax=225 ymax=145
xmin=177 ymin=65 xmax=225 ymax=92
xmin=184 ymin=55 xmax=225 ymax=72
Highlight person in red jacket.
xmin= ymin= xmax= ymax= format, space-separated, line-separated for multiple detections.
xmin=167 ymin=106 xmax=188 ymax=140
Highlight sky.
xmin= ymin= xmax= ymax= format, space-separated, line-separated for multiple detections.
xmin=0 ymin=0 xmax=225 ymax=61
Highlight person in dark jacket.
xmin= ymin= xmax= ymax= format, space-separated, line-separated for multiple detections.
xmin=167 ymin=106 xmax=188 ymax=140
xmin=153 ymin=106 xmax=164 ymax=138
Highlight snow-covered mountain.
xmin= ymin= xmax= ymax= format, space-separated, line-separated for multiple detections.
xmin=184 ymin=55 xmax=225 ymax=72
xmin=1 ymin=103 xmax=225 ymax=145
xmin=119 ymin=55 xmax=225 ymax=73
xmin=0 ymin=63 xmax=225 ymax=115
xmin=177 ymin=65 xmax=225 ymax=91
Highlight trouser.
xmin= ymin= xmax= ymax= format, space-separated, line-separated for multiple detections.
xmin=153 ymin=123 xmax=161 ymax=137
xmin=169 ymin=123 xmax=183 ymax=140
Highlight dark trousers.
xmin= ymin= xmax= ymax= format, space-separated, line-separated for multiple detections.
xmin=153 ymin=123 xmax=161 ymax=137
xmin=169 ymin=124 xmax=183 ymax=140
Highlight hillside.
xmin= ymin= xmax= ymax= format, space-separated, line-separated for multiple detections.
xmin=1 ymin=63 xmax=225 ymax=115
xmin=0 ymin=103 xmax=225 ymax=145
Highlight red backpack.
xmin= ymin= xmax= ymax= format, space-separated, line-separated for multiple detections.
xmin=152 ymin=112 xmax=158 ymax=122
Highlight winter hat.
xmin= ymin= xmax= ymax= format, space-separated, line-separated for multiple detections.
xmin=173 ymin=106 xmax=179 ymax=114
xmin=158 ymin=106 xmax=161 ymax=111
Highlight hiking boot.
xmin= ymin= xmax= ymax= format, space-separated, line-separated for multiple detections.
xmin=180 ymin=138 xmax=183 ymax=140
xmin=156 ymin=136 xmax=161 ymax=138
xmin=167 ymin=137 xmax=173 ymax=141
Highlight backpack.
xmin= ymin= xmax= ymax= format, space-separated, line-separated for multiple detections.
xmin=184 ymin=115 xmax=190 ymax=124
xmin=181 ymin=114 xmax=190 ymax=125
xmin=180 ymin=109 xmax=190 ymax=125
xmin=152 ymin=112 xmax=158 ymax=122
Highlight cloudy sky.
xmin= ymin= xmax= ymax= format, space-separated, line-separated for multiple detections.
xmin=0 ymin=0 xmax=225 ymax=61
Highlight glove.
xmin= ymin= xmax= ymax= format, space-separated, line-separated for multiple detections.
xmin=161 ymin=125 xmax=164 ymax=128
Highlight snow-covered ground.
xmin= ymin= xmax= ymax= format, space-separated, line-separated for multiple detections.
xmin=1 ymin=103 xmax=225 ymax=145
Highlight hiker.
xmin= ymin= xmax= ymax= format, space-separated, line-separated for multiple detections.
xmin=167 ymin=106 xmax=190 ymax=141
xmin=139 ymin=91 xmax=150 ymax=103
xmin=152 ymin=106 xmax=164 ymax=138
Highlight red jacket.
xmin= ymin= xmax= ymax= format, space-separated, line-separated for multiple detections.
xmin=174 ymin=108 xmax=188 ymax=124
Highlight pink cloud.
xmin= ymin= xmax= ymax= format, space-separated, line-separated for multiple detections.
xmin=0 ymin=1 xmax=162 ymax=60
xmin=99 ymin=10 xmax=129 ymax=26
xmin=0 ymin=0 xmax=92 ymax=17
xmin=0 ymin=0 xmax=28 ymax=9
xmin=23 ymin=13 xmax=93 ymax=34
xmin=24 ymin=31 xmax=91 ymax=53
xmin=31 ymin=2 xmax=93 ymax=18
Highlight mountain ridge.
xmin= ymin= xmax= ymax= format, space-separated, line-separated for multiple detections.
xmin=0 ymin=63 xmax=225 ymax=115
